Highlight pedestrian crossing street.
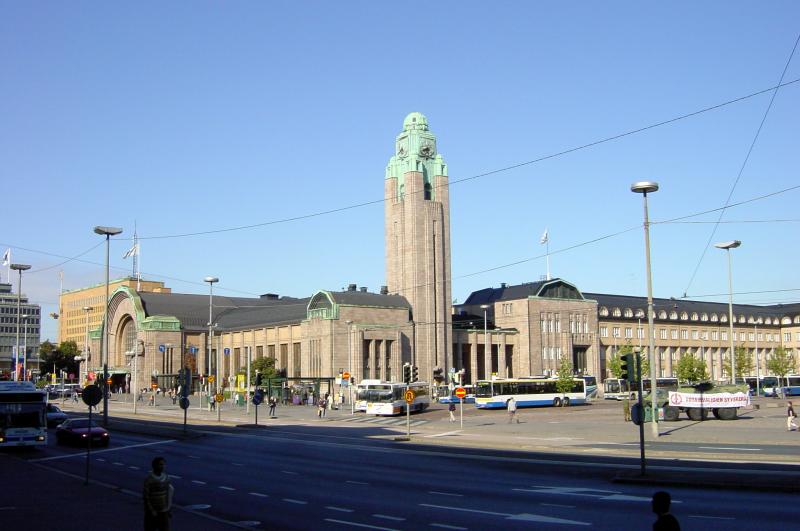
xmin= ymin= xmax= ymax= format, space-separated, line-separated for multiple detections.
xmin=336 ymin=414 xmax=430 ymax=427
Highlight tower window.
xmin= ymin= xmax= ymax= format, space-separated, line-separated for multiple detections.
xmin=424 ymin=182 xmax=432 ymax=200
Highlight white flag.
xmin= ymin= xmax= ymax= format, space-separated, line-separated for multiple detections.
xmin=122 ymin=243 xmax=139 ymax=259
xmin=1 ymin=248 xmax=10 ymax=266
xmin=539 ymin=229 xmax=548 ymax=245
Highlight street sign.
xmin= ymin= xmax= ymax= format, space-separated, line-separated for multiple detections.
xmin=107 ymin=378 xmax=113 ymax=385
xmin=189 ymin=346 xmax=198 ymax=354
xmin=82 ymin=385 xmax=102 ymax=407
xmin=179 ymin=397 xmax=190 ymax=410
xmin=224 ymin=348 xmax=230 ymax=355
xmin=404 ymin=390 xmax=415 ymax=404
xmin=252 ymin=393 xmax=263 ymax=406
xmin=215 ymin=393 xmax=224 ymax=403
xmin=151 ymin=383 xmax=158 ymax=390
xmin=159 ymin=344 xmax=165 ymax=353
xmin=208 ymin=375 xmax=215 ymax=383
xmin=455 ymin=387 xmax=467 ymax=399
xmin=342 ymin=371 xmax=351 ymax=380
xmin=88 ymin=371 xmax=96 ymax=380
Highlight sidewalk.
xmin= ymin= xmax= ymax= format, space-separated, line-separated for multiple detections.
xmin=0 ymin=453 xmax=236 ymax=530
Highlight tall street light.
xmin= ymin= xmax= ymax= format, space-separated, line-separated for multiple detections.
xmin=630 ymin=181 xmax=659 ymax=439
xmin=83 ymin=306 xmax=92 ymax=385
xmin=346 ymin=320 xmax=353 ymax=414
xmin=480 ymin=304 xmax=490 ymax=380
xmin=94 ymin=225 xmax=123 ymax=427
xmin=21 ymin=314 xmax=28 ymax=381
xmin=715 ymin=240 xmax=741 ymax=384
xmin=204 ymin=276 xmax=218 ymax=412
xmin=11 ymin=263 xmax=31 ymax=382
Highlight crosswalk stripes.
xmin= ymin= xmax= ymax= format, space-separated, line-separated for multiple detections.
xmin=336 ymin=415 xmax=429 ymax=427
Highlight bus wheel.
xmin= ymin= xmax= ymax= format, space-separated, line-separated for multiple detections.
xmin=562 ymin=397 xmax=570 ymax=407
xmin=686 ymin=407 xmax=708 ymax=421
xmin=716 ymin=407 xmax=738 ymax=420
xmin=553 ymin=397 xmax=562 ymax=407
xmin=663 ymin=406 xmax=680 ymax=421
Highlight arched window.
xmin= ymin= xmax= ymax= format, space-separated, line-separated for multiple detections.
xmin=623 ymin=308 xmax=633 ymax=318
xmin=738 ymin=315 xmax=746 ymax=324
xmin=720 ymin=314 xmax=728 ymax=323
xmin=690 ymin=313 xmax=698 ymax=321
xmin=710 ymin=314 xmax=718 ymax=322
xmin=659 ymin=310 xmax=667 ymax=319
xmin=635 ymin=309 xmax=645 ymax=318
xmin=612 ymin=308 xmax=621 ymax=317
xmin=795 ymin=316 xmax=800 ymax=324
xmin=680 ymin=312 xmax=688 ymax=320
xmin=782 ymin=317 xmax=792 ymax=325
xmin=700 ymin=313 xmax=708 ymax=322
xmin=424 ymin=182 xmax=432 ymax=200
xmin=669 ymin=311 xmax=678 ymax=320
xmin=599 ymin=307 xmax=609 ymax=317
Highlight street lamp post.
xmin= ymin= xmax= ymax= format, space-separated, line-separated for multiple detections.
xmin=715 ymin=240 xmax=741 ymax=385
xmin=631 ymin=181 xmax=659 ymax=439
xmin=21 ymin=314 xmax=28 ymax=381
xmin=204 ymin=276 xmax=218 ymax=412
xmin=346 ymin=320 xmax=353 ymax=414
xmin=480 ymin=305 xmax=490 ymax=380
xmin=94 ymin=225 xmax=123 ymax=427
xmin=755 ymin=324 xmax=760 ymax=397
xmin=10 ymin=263 xmax=31 ymax=382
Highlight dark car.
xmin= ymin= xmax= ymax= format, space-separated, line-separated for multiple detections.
xmin=46 ymin=404 xmax=69 ymax=427
xmin=55 ymin=418 xmax=110 ymax=447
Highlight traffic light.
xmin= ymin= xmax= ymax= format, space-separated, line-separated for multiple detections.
xmin=432 ymin=367 xmax=442 ymax=383
xmin=255 ymin=372 xmax=262 ymax=386
xmin=412 ymin=365 xmax=419 ymax=383
xmin=621 ymin=353 xmax=635 ymax=384
xmin=402 ymin=363 xmax=412 ymax=384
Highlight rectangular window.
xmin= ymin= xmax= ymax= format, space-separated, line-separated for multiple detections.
xmin=749 ymin=333 xmax=755 ymax=342
xmin=785 ymin=333 xmax=791 ymax=342
xmin=721 ymin=331 xmax=728 ymax=341
xmin=660 ymin=329 xmax=667 ymax=339
xmin=555 ymin=316 xmax=561 ymax=333
xmin=637 ymin=327 xmax=644 ymax=339
xmin=691 ymin=330 xmax=699 ymax=340
xmin=671 ymin=329 xmax=678 ymax=340
xmin=600 ymin=326 xmax=608 ymax=338
xmin=711 ymin=330 xmax=718 ymax=340
xmin=733 ymin=332 xmax=738 ymax=341
xmin=681 ymin=330 xmax=688 ymax=340
xmin=625 ymin=327 xmax=632 ymax=338
xmin=612 ymin=327 xmax=620 ymax=338
xmin=292 ymin=342 xmax=301 ymax=377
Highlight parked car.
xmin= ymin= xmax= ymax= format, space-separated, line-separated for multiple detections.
xmin=55 ymin=418 xmax=110 ymax=447
xmin=45 ymin=404 xmax=69 ymax=427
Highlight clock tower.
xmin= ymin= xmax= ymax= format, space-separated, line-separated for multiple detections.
xmin=385 ymin=112 xmax=452 ymax=382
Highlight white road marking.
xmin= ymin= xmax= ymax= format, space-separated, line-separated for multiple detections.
xmin=281 ymin=470 xmax=299 ymax=475
xmin=326 ymin=506 xmax=354 ymax=513
xmin=373 ymin=514 xmax=405 ymax=521
xmin=128 ymin=466 xmax=140 ymax=470
xmin=249 ymin=492 xmax=269 ymax=498
xmin=420 ymin=504 xmax=590 ymax=526
xmin=515 ymin=436 xmax=583 ymax=441
xmin=219 ymin=486 xmax=235 ymax=491
xmin=236 ymin=521 xmax=261 ymax=527
xmin=346 ymin=480 xmax=369 ymax=485
xmin=232 ymin=462 xmax=244 ymax=466
xmin=429 ymin=491 xmax=463 ymax=497
xmin=96 ymin=458 xmax=106 ymax=462
xmin=698 ymin=447 xmax=760 ymax=451
xmin=425 ymin=431 xmax=462 ymax=438
xmin=0 ymin=507 xmax=17 ymax=511
xmin=324 ymin=519 xmax=399 ymax=531
xmin=113 ymin=462 xmax=124 ymax=466
xmin=188 ymin=455 xmax=200 ymax=459
xmin=30 ymin=439 xmax=177 ymax=462
xmin=689 ymin=515 xmax=736 ymax=520
xmin=282 ymin=498 xmax=308 ymax=505
xmin=541 ymin=503 xmax=575 ymax=508
xmin=430 ymin=524 xmax=468 ymax=530
xmin=192 ymin=480 xmax=206 ymax=485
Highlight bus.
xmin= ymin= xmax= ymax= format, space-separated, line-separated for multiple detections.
xmin=761 ymin=376 xmax=780 ymax=396
xmin=365 ymin=382 xmax=431 ymax=416
xmin=354 ymin=379 xmax=385 ymax=412
xmin=603 ymin=378 xmax=633 ymax=400
xmin=439 ymin=385 xmax=476 ymax=404
xmin=0 ymin=381 xmax=47 ymax=448
xmin=581 ymin=376 xmax=598 ymax=399
xmin=782 ymin=375 xmax=800 ymax=397
xmin=474 ymin=378 xmax=587 ymax=408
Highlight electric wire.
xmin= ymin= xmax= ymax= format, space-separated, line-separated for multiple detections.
xmin=682 ymin=32 xmax=800 ymax=296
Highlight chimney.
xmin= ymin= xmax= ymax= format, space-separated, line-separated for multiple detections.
xmin=380 ymin=285 xmax=388 ymax=295
xmin=347 ymin=284 xmax=357 ymax=292
xmin=500 ymin=282 xmax=507 ymax=289
xmin=360 ymin=287 xmax=367 ymax=293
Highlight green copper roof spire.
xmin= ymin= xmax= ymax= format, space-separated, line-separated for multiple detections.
xmin=386 ymin=112 xmax=447 ymax=199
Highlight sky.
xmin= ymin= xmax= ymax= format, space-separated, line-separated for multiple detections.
xmin=1 ymin=2 xmax=798 ymax=343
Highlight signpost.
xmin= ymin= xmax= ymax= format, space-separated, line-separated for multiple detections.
xmin=404 ymin=389 xmax=415 ymax=439
xmin=342 ymin=371 xmax=352 ymax=415
xmin=252 ymin=389 xmax=263 ymax=425
xmin=455 ymin=386 xmax=467 ymax=429
xmin=82 ymin=385 xmax=102 ymax=486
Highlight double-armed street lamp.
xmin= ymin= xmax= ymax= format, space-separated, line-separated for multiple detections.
xmin=714 ymin=240 xmax=741 ymax=384
xmin=94 ymin=225 xmax=123 ymax=427
xmin=630 ymin=181 xmax=659 ymax=439
xmin=10 ymin=263 xmax=31 ymax=382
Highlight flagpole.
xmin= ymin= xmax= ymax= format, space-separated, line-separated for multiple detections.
xmin=546 ymin=240 xmax=551 ymax=281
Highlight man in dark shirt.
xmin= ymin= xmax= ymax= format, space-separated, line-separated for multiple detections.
xmin=652 ymin=491 xmax=680 ymax=531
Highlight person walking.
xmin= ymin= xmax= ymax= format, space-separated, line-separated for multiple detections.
xmin=143 ymin=456 xmax=173 ymax=531
xmin=448 ymin=401 xmax=456 ymax=422
xmin=788 ymin=401 xmax=798 ymax=431
xmin=651 ymin=491 xmax=680 ymax=530
xmin=318 ymin=397 xmax=327 ymax=418
xmin=623 ymin=396 xmax=632 ymax=421
xmin=507 ymin=397 xmax=519 ymax=424
xmin=268 ymin=396 xmax=277 ymax=417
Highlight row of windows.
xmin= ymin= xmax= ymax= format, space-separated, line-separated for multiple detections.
xmin=0 ymin=316 xmax=40 ymax=324
xmin=0 ymin=326 xmax=39 ymax=335
xmin=599 ymin=326 xmax=786 ymax=343
xmin=599 ymin=306 xmax=800 ymax=326
xmin=0 ymin=307 xmax=40 ymax=316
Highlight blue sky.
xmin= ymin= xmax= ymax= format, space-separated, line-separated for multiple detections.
xmin=2 ymin=2 xmax=798 ymax=342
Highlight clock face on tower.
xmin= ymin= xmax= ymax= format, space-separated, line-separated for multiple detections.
xmin=419 ymin=140 xmax=435 ymax=159
xmin=396 ymin=136 xmax=408 ymax=158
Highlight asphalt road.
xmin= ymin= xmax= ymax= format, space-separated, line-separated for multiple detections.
xmin=21 ymin=418 xmax=799 ymax=530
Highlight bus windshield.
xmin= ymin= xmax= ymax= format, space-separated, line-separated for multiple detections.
xmin=476 ymin=382 xmax=493 ymax=397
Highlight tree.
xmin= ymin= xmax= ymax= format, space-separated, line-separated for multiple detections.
xmin=722 ymin=345 xmax=755 ymax=380
xmin=767 ymin=347 xmax=796 ymax=386
xmin=39 ymin=340 xmax=80 ymax=377
xmin=674 ymin=350 xmax=709 ymax=384
xmin=636 ymin=349 xmax=650 ymax=379
xmin=555 ymin=357 xmax=575 ymax=405
xmin=249 ymin=356 xmax=278 ymax=384
xmin=608 ymin=343 xmax=633 ymax=379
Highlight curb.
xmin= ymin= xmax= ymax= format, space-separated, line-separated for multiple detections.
xmin=612 ymin=471 xmax=800 ymax=493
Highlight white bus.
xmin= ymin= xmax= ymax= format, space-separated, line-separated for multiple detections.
xmin=604 ymin=377 xmax=679 ymax=400
xmin=354 ymin=379 xmax=385 ymax=412
xmin=474 ymin=377 xmax=587 ymax=408
xmin=365 ymin=382 xmax=431 ymax=416
xmin=0 ymin=381 xmax=47 ymax=448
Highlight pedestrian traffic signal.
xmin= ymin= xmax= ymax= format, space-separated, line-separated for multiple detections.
xmin=621 ymin=353 xmax=635 ymax=383
xmin=412 ymin=365 xmax=419 ymax=383
xmin=255 ymin=372 xmax=262 ymax=386
xmin=402 ymin=363 xmax=412 ymax=384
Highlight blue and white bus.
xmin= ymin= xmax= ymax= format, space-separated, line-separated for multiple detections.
xmin=439 ymin=385 xmax=476 ymax=404
xmin=782 ymin=375 xmax=800 ymax=397
xmin=474 ymin=378 xmax=587 ymax=409
xmin=581 ymin=376 xmax=598 ymax=399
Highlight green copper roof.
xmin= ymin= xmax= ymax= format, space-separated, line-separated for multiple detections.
xmin=386 ymin=112 xmax=447 ymax=199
